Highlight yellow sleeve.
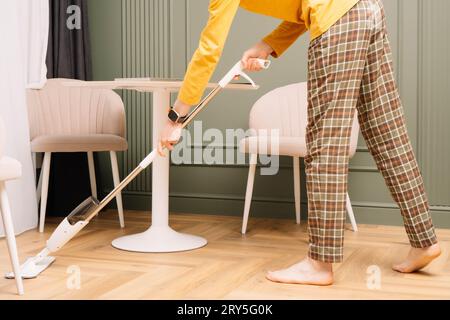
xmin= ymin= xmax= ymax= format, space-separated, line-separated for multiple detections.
xmin=178 ymin=0 xmax=240 ymax=106
xmin=262 ymin=21 xmax=306 ymax=58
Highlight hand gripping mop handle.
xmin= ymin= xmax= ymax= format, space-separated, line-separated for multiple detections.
xmin=44 ymin=59 xmax=271 ymax=254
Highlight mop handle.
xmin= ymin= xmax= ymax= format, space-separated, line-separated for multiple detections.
xmin=219 ymin=58 xmax=271 ymax=89
xmin=95 ymin=165 xmax=146 ymax=212
xmin=97 ymin=59 xmax=271 ymax=209
xmin=182 ymin=58 xmax=271 ymax=129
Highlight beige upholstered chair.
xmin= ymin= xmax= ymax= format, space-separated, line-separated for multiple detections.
xmin=27 ymin=79 xmax=128 ymax=232
xmin=0 ymin=117 xmax=24 ymax=295
xmin=240 ymin=82 xmax=359 ymax=234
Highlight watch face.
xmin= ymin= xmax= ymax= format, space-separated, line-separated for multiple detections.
xmin=168 ymin=109 xmax=179 ymax=122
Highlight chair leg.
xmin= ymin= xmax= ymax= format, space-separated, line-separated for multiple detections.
xmin=293 ymin=157 xmax=301 ymax=225
xmin=346 ymin=193 xmax=358 ymax=232
xmin=110 ymin=151 xmax=125 ymax=228
xmin=87 ymin=152 xmax=98 ymax=199
xmin=0 ymin=182 xmax=24 ymax=295
xmin=39 ymin=152 xmax=51 ymax=233
xmin=36 ymin=155 xmax=43 ymax=203
xmin=242 ymin=154 xmax=257 ymax=235
xmin=32 ymin=152 xmax=37 ymax=182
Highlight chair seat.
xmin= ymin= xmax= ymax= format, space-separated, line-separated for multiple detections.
xmin=240 ymin=136 xmax=307 ymax=157
xmin=31 ymin=134 xmax=128 ymax=153
xmin=240 ymin=135 xmax=358 ymax=158
xmin=0 ymin=156 xmax=22 ymax=181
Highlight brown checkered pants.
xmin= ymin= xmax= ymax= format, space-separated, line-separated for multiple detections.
xmin=305 ymin=0 xmax=438 ymax=263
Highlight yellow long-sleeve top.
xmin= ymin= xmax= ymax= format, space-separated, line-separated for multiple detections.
xmin=178 ymin=0 xmax=360 ymax=106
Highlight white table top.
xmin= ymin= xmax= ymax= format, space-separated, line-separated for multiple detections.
xmin=63 ymin=78 xmax=258 ymax=92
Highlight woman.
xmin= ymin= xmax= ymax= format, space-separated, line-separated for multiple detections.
xmin=159 ymin=0 xmax=441 ymax=286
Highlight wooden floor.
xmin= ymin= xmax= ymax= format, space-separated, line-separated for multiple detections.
xmin=0 ymin=210 xmax=449 ymax=300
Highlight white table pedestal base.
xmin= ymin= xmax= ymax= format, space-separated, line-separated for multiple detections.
xmin=112 ymin=226 xmax=207 ymax=253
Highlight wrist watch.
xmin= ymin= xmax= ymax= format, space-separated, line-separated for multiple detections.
xmin=168 ymin=108 xmax=188 ymax=124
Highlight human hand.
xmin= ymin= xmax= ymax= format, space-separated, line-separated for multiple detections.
xmin=158 ymin=100 xmax=190 ymax=156
xmin=158 ymin=119 xmax=183 ymax=157
xmin=241 ymin=41 xmax=274 ymax=71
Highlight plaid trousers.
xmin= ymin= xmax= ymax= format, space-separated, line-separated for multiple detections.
xmin=305 ymin=0 xmax=438 ymax=263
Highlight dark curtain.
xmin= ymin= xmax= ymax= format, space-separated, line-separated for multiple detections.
xmin=47 ymin=0 xmax=92 ymax=80
xmin=45 ymin=0 xmax=93 ymax=216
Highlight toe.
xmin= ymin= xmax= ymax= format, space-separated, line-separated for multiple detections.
xmin=265 ymin=271 xmax=279 ymax=282
xmin=392 ymin=263 xmax=409 ymax=273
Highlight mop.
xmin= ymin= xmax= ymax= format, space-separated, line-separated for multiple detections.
xmin=5 ymin=59 xmax=271 ymax=279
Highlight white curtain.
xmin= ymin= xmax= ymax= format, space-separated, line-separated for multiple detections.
xmin=0 ymin=0 xmax=49 ymax=235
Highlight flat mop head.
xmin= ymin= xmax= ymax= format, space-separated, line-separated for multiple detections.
xmin=4 ymin=198 xmax=96 ymax=280
xmin=4 ymin=249 xmax=55 ymax=279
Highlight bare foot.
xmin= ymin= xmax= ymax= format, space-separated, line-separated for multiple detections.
xmin=392 ymin=243 xmax=441 ymax=273
xmin=266 ymin=257 xmax=334 ymax=286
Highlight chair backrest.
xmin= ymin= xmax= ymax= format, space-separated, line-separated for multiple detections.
xmin=27 ymin=79 xmax=126 ymax=140
xmin=249 ymin=82 xmax=360 ymax=157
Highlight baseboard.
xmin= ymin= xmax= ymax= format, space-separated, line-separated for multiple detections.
xmin=116 ymin=191 xmax=450 ymax=229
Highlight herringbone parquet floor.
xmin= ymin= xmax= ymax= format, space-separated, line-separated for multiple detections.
xmin=1 ymin=210 xmax=449 ymax=299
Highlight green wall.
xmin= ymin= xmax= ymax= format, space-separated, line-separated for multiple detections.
xmin=88 ymin=0 xmax=450 ymax=227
